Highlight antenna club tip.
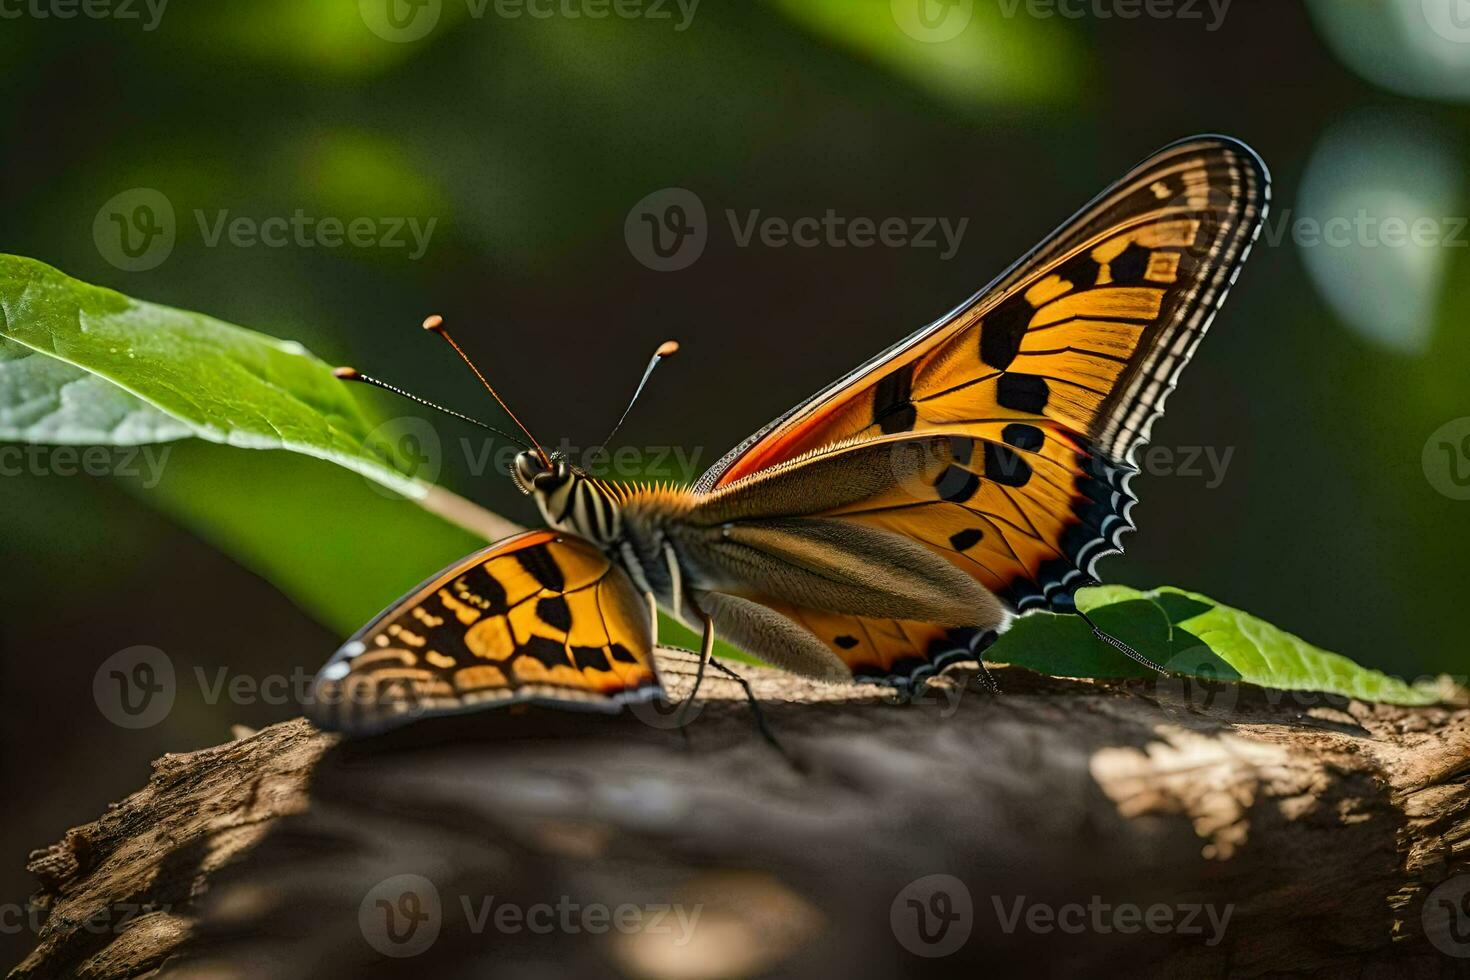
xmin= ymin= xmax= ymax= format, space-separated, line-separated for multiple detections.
xmin=422 ymin=314 xmax=445 ymax=332
xmin=332 ymin=366 xmax=361 ymax=380
xmin=656 ymin=340 xmax=680 ymax=358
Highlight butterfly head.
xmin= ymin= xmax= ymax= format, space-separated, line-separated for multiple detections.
xmin=511 ymin=448 xmax=570 ymax=495
xmin=514 ymin=449 xmax=623 ymax=543
xmin=333 ymin=315 xmax=673 ymax=548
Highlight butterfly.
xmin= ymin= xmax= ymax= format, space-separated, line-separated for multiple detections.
xmin=307 ymin=135 xmax=1270 ymax=736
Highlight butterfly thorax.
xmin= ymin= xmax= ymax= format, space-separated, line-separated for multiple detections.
xmin=527 ymin=463 xmax=618 ymax=542
xmin=528 ymin=466 xmax=710 ymax=622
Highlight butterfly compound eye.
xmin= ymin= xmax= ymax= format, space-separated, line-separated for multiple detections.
xmin=511 ymin=450 xmax=543 ymax=494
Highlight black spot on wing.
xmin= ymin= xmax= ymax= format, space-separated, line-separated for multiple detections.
xmin=536 ymin=595 xmax=572 ymax=633
xmin=833 ymin=635 xmax=859 ymax=650
xmin=934 ymin=465 xmax=980 ymax=503
xmin=980 ymin=300 xmax=1031 ymax=369
xmin=872 ymin=364 xmax=917 ymax=434
xmin=515 ymin=545 xmax=565 ymax=592
xmin=983 ymin=442 xmax=1032 ymax=488
xmin=454 ymin=565 xmax=509 ymax=615
xmin=608 ymin=643 xmax=639 ymax=664
xmin=1110 ymin=241 xmax=1150 ymax=284
xmin=996 ymin=373 xmax=1049 ymax=413
xmin=520 ymin=635 xmax=572 ymax=669
xmin=1001 ymin=423 xmax=1044 ymax=452
xmin=1059 ymin=253 xmax=1100 ymax=289
xmin=947 ymin=435 xmax=975 ymax=466
xmin=948 ymin=528 xmax=984 ymax=551
xmin=572 ymin=645 xmax=611 ymax=672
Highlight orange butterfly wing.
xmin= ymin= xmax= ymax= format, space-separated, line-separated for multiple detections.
xmin=697 ymin=136 xmax=1269 ymax=625
xmin=309 ymin=531 xmax=660 ymax=735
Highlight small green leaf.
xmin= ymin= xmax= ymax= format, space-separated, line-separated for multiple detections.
xmin=991 ymin=584 xmax=1440 ymax=706
xmin=999 ymin=598 xmax=1172 ymax=679
xmin=0 ymin=254 xmax=418 ymax=496
xmin=1156 ymin=586 xmax=1437 ymax=705
xmin=1150 ymin=590 xmax=1215 ymax=625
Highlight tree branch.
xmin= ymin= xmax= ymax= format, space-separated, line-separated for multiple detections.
xmin=11 ymin=654 xmax=1470 ymax=979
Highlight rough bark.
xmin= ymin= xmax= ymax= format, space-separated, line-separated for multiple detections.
xmin=10 ymin=651 xmax=1470 ymax=980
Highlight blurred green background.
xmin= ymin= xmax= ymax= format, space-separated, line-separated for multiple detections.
xmin=3 ymin=0 xmax=1470 ymax=964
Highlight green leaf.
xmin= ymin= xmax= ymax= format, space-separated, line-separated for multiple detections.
xmin=0 ymin=336 xmax=193 ymax=444
xmin=992 ymin=585 xmax=1440 ymax=706
xmin=0 ymin=254 xmax=418 ymax=496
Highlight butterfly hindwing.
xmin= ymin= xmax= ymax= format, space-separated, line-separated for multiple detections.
xmin=695 ymin=136 xmax=1268 ymax=623
xmin=309 ymin=530 xmax=661 ymax=735
xmin=753 ymin=601 xmax=997 ymax=689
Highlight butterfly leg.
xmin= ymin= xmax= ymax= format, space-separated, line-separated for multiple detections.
xmin=962 ymin=629 xmax=1002 ymax=695
xmin=708 ymin=657 xmax=800 ymax=768
xmin=673 ymin=607 xmax=715 ymax=728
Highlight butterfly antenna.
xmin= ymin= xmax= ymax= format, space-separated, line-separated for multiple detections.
xmin=422 ymin=315 xmax=551 ymax=465
xmin=599 ymin=340 xmax=679 ymax=449
xmin=332 ymin=367 xmax=531 ymax=450
xmin=1075 ymin=609 xmax=1168 ymax=674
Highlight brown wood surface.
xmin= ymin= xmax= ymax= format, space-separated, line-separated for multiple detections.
xmin=11 ymin=651 xmax=1470 ymax=979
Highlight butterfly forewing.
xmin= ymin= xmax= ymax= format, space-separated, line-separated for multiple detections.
xmin=309 ymin=531 xmax=661 ymax=735
xmin=687 ymin=137 xmax=1268 ymax=679
xmin=699 ymin=136 xmax=1268 ymax=487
